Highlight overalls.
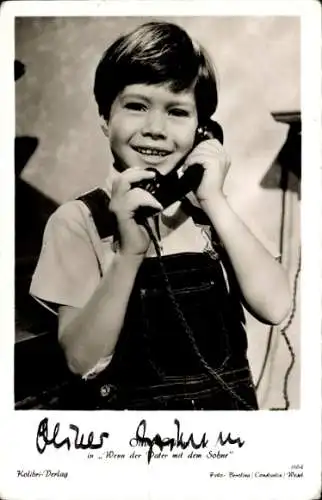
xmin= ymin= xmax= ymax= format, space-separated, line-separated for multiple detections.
xmin=76 ymin=251 xmax=259 ymax=411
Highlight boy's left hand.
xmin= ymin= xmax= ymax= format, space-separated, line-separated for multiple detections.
xmin=182 ymin=138 xmax=231 ymax=203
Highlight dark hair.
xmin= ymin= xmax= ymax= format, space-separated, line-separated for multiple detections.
xmin=93 ymin=21 xmax=218 ymax=124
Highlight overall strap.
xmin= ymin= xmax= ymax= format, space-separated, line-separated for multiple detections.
xmin=77 ymin=188 xmax=117 ymax=240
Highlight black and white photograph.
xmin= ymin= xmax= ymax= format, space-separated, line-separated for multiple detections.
xmin=14 ymin=13 xmax=301 ymax=413
xmin=0 ymin=1 xmax=321 ymax=499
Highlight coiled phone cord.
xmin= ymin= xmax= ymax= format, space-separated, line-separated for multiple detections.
xmin=255 ymin=159 xmax=300 ymax=410
xmin=141 ymin=218 xmax=256 ymax=410
xmin=269 ymin=247 xmax=301 ymax=410
xmin=255 ymin=249 xmax=300 ymax=409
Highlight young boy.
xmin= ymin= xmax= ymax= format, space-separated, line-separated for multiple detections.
xmin=30 ymin=21 xmax=291 ymax=410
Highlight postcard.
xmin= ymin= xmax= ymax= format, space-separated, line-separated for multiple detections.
xmin=0 ymin=1 xmax=321 ymax=499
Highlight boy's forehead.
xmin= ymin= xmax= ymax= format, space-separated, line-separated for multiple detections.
xmin=119 ymin=83 xmax=196 ymax=103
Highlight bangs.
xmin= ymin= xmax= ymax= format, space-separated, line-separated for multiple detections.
xmin=94 ymin=22 xmax=218 ymax=121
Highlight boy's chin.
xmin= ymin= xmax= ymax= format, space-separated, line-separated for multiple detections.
xmin=139 ymin=154 xmax=187 ymax=176
xmin=113 ymin=157 xmax=183 ymax=176
xmin=151 ymin=163 xmax=180 ymax=176
xmin=157 ymin=157 xmax=187 ymax=176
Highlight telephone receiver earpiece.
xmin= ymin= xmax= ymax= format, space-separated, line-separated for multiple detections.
xmin=195 ymin=120 xmax=224 ymax=146
xmin=132 ymin=120 xmax=224 ymax=222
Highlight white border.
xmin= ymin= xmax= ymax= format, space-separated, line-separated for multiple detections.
xmin=0 ymin=0 xmax=318 ymax=17
xmin=0 ymin=2 xmax=321 ymax=500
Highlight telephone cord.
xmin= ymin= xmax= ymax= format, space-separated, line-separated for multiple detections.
xmin=269 ymin=246 xmax=301 ymax=410
xmin=255 ymin=160 xmax=299 ymax=409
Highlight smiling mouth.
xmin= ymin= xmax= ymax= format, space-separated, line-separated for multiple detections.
xmin=133 ymin=146 xmax=171 ymax=157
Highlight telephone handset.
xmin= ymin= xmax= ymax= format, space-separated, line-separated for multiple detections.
xmin=132 ymin=120 xmax=223 ymax=221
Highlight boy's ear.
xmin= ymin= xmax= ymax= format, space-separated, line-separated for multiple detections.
xmin=99 ymin=116 xmax=109 ymax=137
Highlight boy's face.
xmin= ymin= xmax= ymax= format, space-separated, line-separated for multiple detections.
xmin=104 ymin=83 xmax=198 ymax=175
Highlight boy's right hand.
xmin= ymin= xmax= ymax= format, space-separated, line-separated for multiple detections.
xmin=109 ymin=168 xmax=163 ymax=257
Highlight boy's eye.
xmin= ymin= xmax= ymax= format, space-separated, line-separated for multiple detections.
xmin=124 ymin=102 xmax=147 ymax=112
xmin=169 ymin=108 xmax=190 ymax=117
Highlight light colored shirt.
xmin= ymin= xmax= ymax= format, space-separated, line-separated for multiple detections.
xmin=30 ymin=187 xmax=278 ymax=378
xmin=29 ymin=190 xmax=223 ymax=377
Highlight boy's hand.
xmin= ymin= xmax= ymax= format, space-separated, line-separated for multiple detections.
xmin=183 ymin=138 xmax=231 ymax=203
xmin=109 ymin=168 xmax=163 ymax=257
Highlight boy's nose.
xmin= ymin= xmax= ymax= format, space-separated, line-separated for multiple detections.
xmin=141 ymin=110 xmax=167 ymax=138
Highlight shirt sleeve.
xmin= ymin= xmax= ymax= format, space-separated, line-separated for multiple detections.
xmin=30 ymin=201 xmax=101 ymax=309
xmin=30 ymin=201 xmax=115 ymax=378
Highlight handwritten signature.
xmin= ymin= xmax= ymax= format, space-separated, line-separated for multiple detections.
xmin=36 ymin=418 xmax=109 ymax=454
xmin=35 ymin=417 xmax=245 ymax=462
xmin=130 ymin=419 xmax=244 ymax=463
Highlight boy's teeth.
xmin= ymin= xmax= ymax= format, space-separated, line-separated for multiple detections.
xmin=137 ymin=147 xmax=168 ymax=156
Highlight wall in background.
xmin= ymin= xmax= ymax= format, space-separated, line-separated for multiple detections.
xmin=15 ymin=16 xmax=301 ymax=409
